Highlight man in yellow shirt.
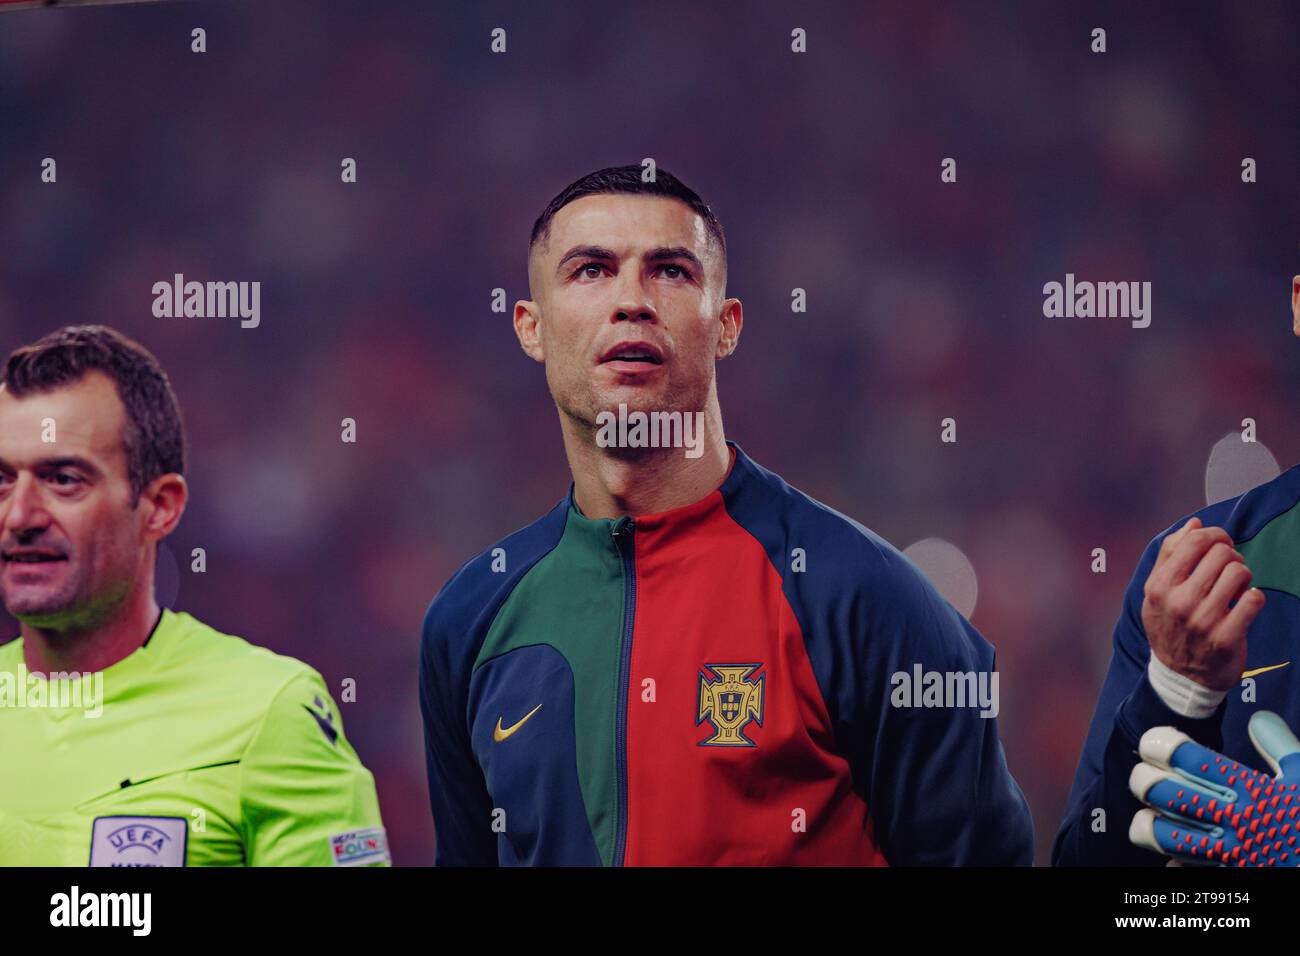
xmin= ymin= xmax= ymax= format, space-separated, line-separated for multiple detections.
xmin=0 ymin=325 xmax=386 ymax=866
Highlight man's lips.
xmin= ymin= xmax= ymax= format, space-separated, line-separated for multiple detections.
xmin=1 ymin=550 xmax=68 ymax=564
xmin=598 ymin=341 xmax=666 ymax=366
xmin=601 ymin=360 xmax=664 ymax=373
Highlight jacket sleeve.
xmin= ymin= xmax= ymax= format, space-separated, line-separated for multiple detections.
xmin=419 ymin=594 xmax=499 ymax=866
xmin=240 ymin=670 xmax=389 ymax=866
xmin=829 ymin=546 xmax=1034 ymax=865
xmin=1052 ymin=533 xmax=1228 ymax=866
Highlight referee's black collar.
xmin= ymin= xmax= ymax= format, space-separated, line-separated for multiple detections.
xmin=141 ymin=607 xmax=165 ymax=648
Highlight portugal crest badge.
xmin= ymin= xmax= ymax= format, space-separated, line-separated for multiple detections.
xmin=696 ymin=663 xmax=765 ymax=747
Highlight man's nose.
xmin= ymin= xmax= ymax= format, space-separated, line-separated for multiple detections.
xmin=612 ymin=274 xmax=656 ymax=323
xmin=2 ymin=475 xmax=51 ymax=536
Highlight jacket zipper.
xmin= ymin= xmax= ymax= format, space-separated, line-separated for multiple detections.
xmin=611 ymin=515 xmax=636 ymax=867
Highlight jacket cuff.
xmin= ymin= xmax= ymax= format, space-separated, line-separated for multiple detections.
xmin=1147 ymin=655 xmax=1228 ymax=718
xmin=1116 ymin=669 xmax=1227 ymax=750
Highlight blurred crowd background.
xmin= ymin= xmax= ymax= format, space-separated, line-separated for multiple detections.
xmin=2 ymin=0 xmax=1299 ymax=865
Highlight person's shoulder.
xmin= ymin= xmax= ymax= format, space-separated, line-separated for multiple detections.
xmin=722 ymin=447 xmax=935 ymax=607
xmin=164 ymin=609 xmax=323 ymax=696
xmin=1215 ymin=462 xmax=1300 ymax=540
xmin=1136 ymin=462 xmax=1300 ymax=570
xmin=420 ymin=495 xmax=571 ymax=654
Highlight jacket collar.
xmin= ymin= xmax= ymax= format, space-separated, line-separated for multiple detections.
xmin=563 ymin=440 xmax=752 ymax=531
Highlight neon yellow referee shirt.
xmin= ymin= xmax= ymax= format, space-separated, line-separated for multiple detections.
xmin=0 ymin=609 xmax=388 ymax=866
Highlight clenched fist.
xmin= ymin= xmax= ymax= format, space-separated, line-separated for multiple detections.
xmin=1140 ymin=517 xmax=1266 ymax=691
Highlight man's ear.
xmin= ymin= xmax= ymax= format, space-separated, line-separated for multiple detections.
xmin=514 ymin=301 xmax=546 ymax=363
xmin=715 ymin=298 xmax=743 ymax=359
xmin=141 ymin=473 xmax=188 ymax=542
xmin=1291 ymin=276 xmax=1300 ymax=337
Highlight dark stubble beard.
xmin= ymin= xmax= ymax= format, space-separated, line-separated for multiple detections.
xmin=563 ymin=361 xmax=710 ymax=436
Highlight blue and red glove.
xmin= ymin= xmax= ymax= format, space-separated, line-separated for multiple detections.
xmin=1129 ymin=710 xmax=1300 ymax=866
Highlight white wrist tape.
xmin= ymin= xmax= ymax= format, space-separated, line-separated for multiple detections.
xmin=1148 ymin=654 xmax=1227 ymax=719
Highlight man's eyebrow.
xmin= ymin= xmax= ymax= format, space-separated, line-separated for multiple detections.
xmin=0 ymin=456 xmax=104 ymax=476
xmin=555 ymin=244 xmax=705 ymax=274
xmin=44 ymin=457 xmax=103 ymax=474
xmin=556 ymin=245 xmax=616 ymax=274
xmin=645 ymin=246 xmax=704 ymax=272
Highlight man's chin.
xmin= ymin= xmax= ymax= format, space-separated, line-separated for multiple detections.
xmin=562 ymin=385 xmax=700 ymax=434
xmin=1 ymin=592 xmax=78 ymax=627
xmin=590 ymin=386 xmax=680 ymax=417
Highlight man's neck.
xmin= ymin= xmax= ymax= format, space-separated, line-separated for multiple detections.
xmin=562 ymin=401 xmax=731 ymax=519
xmin=21 ymin=588 xmax=161 ymax=675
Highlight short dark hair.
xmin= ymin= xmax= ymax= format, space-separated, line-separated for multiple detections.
xmin=529 ymin=164 xmax=727 ymax=265
xmin=2 ymin=325 xmax=185 ymax=502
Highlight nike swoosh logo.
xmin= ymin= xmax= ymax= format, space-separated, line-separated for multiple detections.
xmin=1242 ymin=662 xmax=1291 ymax=679
xmin=494 ymin=703 xmax=543 ymax=742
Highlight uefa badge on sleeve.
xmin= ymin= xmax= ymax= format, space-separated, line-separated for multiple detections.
xmin=329 ymin=827 xmax=390 ymax=866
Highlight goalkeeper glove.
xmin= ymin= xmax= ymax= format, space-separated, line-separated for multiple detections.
xmin=1129 ymin=710 xmax=1300 ymax=866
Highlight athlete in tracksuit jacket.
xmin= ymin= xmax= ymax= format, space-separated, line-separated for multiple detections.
xmin=1054 ymin=464 xmax=1300 ymax=865
xmin=419 ymin=441 xmax=1033 ymax=866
